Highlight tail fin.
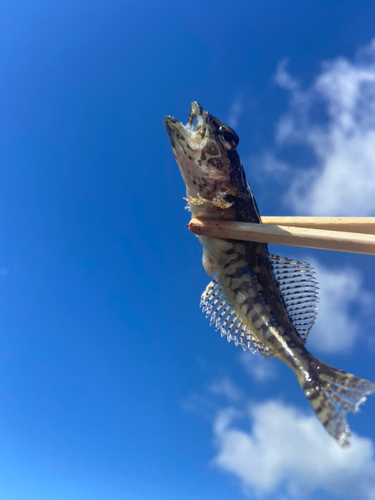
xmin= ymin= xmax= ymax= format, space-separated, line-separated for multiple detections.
xmin=301 ymin=357 xmax=375 ymax=446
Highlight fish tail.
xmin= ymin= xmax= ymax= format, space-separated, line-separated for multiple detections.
xmin=301 ymin=356 xmax=375 ymax=446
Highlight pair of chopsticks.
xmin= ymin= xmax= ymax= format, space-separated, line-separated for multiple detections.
xmin=188 ymin=217 xmax=375 ymax=255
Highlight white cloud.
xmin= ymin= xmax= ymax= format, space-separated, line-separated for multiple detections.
xmin=274 ymin=58 xmax=299 ymax=91
xmin=305 ymin=259 xmax=374 ymax=354
xmin=227 ymin=96 xmax=243 ymax=129
xmin=209 ymin=377 xmax=243 ymax=401
xmin=248 ymin=151 xmax=290 ymax=182
xmin=182 ymin=376 xmax=243 ymax=418
xmin=273 ymin=39 xmax=375 ymax=216
xmin=260 ymin=151 xmax=290 ymax=175
xmin=239 ymin=351 xmax=278 ymax=382
xmin=212 ymin=400 xmax=375 ymax=499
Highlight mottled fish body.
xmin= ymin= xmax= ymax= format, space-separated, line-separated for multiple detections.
xmin=164 ymin=102 xmax=375 ymax=445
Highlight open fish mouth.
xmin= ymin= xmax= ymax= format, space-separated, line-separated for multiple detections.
xmin=164 ymin=101 xmax=208 ymax=145
xmin=185 ymin=101 xmax=207 ymax=132
xmin=164 ymin=102 xmax=219 ymax=199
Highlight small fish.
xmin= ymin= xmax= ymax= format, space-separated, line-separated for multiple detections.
xmin=164 ymin=101 xmax=375 ymax=446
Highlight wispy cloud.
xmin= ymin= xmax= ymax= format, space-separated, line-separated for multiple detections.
xmin=181 ymin=376 xmax=243 ymax=417
xmin=274 ymin=58 xmax=299 ymax=91
xmin=306 ymin=258 xmax=374 ymax=354
xmin=212 ymin=400 xmax=375 ymax=499
xmin=209 ymin=376 xmax=243 ymax=401
xmin=239 ymin=351 xmax=278 ymax=382
xmin=227 ymin=96 xmax=243 ymax=129
xmin=272 ymin=39 xmax=375 ymax=216
xmin=246 ymin=151 xmax=291 ymax=183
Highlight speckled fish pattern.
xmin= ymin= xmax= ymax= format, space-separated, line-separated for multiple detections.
xmin=164 ymin=102 xmax=375 ymax=446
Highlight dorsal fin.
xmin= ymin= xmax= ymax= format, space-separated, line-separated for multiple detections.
xmin=269 ymin=254 xmax=319 ymax=343
xmin=200 ymin=279 xmax=274 ymax=358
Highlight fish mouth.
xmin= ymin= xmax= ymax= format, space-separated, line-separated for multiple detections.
xmin=185 ymin=101 xmax=207 ymax=132
xmin=164 ymin=101 xmax=208 ymax=145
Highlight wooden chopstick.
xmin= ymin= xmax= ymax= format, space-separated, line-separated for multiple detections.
xmin=261 ymin=217 xmax=375 ymax=235
xmin=188 ymin=218 xmax=375 ymax=255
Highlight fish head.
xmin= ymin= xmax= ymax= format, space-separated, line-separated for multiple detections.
xmin=164 ymin=102 xmax=246 ymax=205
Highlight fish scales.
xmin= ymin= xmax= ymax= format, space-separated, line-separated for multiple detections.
xmin=164 ymin=101 xmax=375 ymax=446
xmin=211 ymin=238 xmax=306 ymax=368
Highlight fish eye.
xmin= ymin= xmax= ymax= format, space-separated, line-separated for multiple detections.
xmin=218 ymin=126 xmax=239 ymax=150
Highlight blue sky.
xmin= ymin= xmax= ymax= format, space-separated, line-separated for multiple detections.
xmin=2 ymin=1 xmax=375 ymax=499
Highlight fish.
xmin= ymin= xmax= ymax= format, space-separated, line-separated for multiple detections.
xmin=164 ymin=101 xmax=375 ymax=446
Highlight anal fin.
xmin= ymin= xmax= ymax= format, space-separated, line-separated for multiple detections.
xmin=200 ymin=279 xmax=274 ymax=358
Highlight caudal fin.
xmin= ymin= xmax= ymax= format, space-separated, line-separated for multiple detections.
xmin=301 ymin=358 xmax=375 ymax=446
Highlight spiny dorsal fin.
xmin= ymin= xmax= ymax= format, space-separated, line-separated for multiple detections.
xmin=269 ymin=254 xmax=319 ymax=343
xmin=200 ymin=279 xmax=274 ymax=358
